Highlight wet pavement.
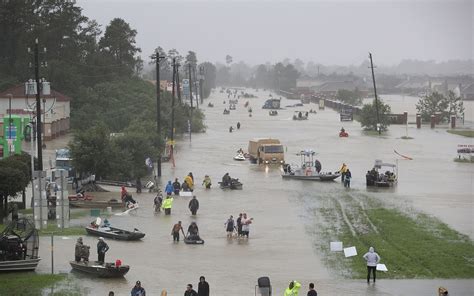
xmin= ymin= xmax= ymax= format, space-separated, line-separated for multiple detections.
xmin=33 ymin=89 xmax=473 ymax=295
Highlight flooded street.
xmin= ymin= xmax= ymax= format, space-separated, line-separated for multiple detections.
xmin=36 ymin=89 xmax=473 ymax=295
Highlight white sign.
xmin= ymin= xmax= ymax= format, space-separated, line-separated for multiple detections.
xmin=330 ymin=241 xmax=343 ymax=252
xmin=376 ymin=264 xmax=388 ymax=272
xmin=343 ymin=246 xmax=357 ymax=257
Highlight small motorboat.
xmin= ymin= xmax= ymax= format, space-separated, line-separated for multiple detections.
xmin=184 ymin=237 xmax=205 ymax=244
xmin=207 ymin=102 xmax=214 ymax=107
xmin=70 ymin=261 xmax=130 ymax=278
xmin=282 ymin=149 xmax=341 ymax=181
xmin=219 ymin=178 xmax=243 ymax=190
xmin=366 ymin=160 xmax=397 ymax=187
xmin=339 ymin=128 xmax=348 ymax=137
xmin=85 ymin=226 xmax=145 ymax=241
xmin=293 ymin=111 xmax=308 ymax=120
xmin=233 ymin=153 xmax=246 ymax=161
xmin=339 ymin=131 xmax=349 ymax=137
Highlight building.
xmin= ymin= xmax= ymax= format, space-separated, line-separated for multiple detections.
xmin=314 ymin=81 xmax=369 ymax=97
xmin=461 ymin=84 xmax=474 ymax=100
xmin=0 ymin=84 xmax=71 ymax=141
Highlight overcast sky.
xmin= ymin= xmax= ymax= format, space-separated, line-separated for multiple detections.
xmin=77 ymin=0 xmax=473 ymax=66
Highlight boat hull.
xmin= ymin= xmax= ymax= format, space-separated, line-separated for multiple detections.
xmin=70 ymin=200 xmax=123 ymax=209
xmin=282 ymin=173 xmax=340 ymax=181
xmin=70 ymin=261 xmax=130 ymax=278
xmin=85 ymin=227 xmax=145 ymax=241
xmin=0 ymin=258 xmax=41 ymax=271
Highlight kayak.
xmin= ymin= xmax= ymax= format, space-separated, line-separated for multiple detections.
xmin=184 ymin=238 xmax=205 ymax=244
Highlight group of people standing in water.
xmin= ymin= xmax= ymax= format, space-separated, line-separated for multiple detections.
xmin=225 ymin=213 xmax=253 ymax=238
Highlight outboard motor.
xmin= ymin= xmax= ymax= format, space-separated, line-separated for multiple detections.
xmin=255 ymin=276 xmax=271 ymax=296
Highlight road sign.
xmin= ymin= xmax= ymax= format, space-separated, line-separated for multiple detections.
xmin=182 ymin=79 xmax=190 ymax=97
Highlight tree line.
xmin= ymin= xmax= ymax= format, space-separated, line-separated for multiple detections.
xmin=0 ymin=0 xmax=207 ymax=182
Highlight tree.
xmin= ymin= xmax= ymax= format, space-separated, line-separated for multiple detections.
xmin=336 ymin=89 xmax=364 ymax=106
xmin=225 ymin=55 xmax=233 ymax=66
xmin=70 ymin=123 xmax=114 ymax=179
xmin=186 ymin=51 xmax=198 ymax=67
xmin=0 ymin=157 xmax=30 ymax=219
xmin=447 ymin=90 xmax=464 ymax=122
xmin=359 ymin=99 xmax=392 ymax=131
xmin=99 ymin=18 xmax=141 ymax=76
xmin=254 ymin=65 xmax=268 ymax=88
xmin=199 ymin=62 xmax=216 ymax=98
xmin=416 ymin=92 xmax=449 ymax=122
xmin=216 ymin=65 xmax=230 ymax=86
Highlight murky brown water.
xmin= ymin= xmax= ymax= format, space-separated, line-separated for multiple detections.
xmin=33 ymin=89 xmax=473 ymax=295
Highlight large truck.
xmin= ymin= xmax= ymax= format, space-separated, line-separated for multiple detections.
xmin=55 ymin=148 xmax=75 ymax=180
xmin=248 ymin=138 xmax=285 ymax=165
xmin=262 ymin=98 xmax=281 ymax=109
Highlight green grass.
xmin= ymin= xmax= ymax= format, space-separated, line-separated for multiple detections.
xmin=343 ymin=209 xmax=474 ymax=278
xmin=454 ymin=157 xmax=474 ymax=163
xmin=315 ymin=196 xmax=474 ymax=279
xmin=447 ymin=130 xmax=474 ymax=137
xmin=1 ymin=222 xmax=86 ymax=236
xmin=39 ymin=223 xmax=86 ymax=236
xmin=69 ymin=209 xmax=90 ymax=219
xmin=0 ymin=273 xmax=81 ymax=296
xmin=19 ymin=208 xmax=33 ymax=215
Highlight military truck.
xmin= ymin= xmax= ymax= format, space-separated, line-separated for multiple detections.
xmin=248 ymin=139 xmax=284 ymax=165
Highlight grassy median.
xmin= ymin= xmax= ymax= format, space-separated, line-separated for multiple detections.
xmin=314 ymin=194 xmax=474 ymax=279
xmin=447 ymin=129 xmax=474 ymax=138
xmin=0 ymin=273 xmax=80 ymax=296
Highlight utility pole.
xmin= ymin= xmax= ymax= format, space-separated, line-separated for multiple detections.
xmin=152 ymin=51 xmax=165 ymax=177
xmin=369 ymin=52 xmax=381 ymax=135
xmin=193 ymin=66 xmax=199 ymax=109
xmin=176 ymin=64 xmax=181 ymax=103
xmin=188 ymin=64 xmax=193 ymax=142
xmin=199 ymin=66 xmax=204 ymax=104
xmin=170 ymin=58 xmax=176 ymax=154
xmin=34 ymin=39 xmax=43 ymax=170
xmin=188 ymin=63 xmax=194 ymax=109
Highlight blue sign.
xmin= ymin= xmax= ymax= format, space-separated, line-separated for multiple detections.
xmin=7 ymin=126 xmax=17 ymax=140
xmin=182 ymin=79 xmax=190 ymax=97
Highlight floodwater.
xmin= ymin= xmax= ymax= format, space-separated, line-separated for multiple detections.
xmin=34 ymin=89 xmax=473 ymax=295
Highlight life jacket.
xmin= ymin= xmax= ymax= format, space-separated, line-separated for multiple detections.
xmin=162 ymin=197 xmax=173 ymax=209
